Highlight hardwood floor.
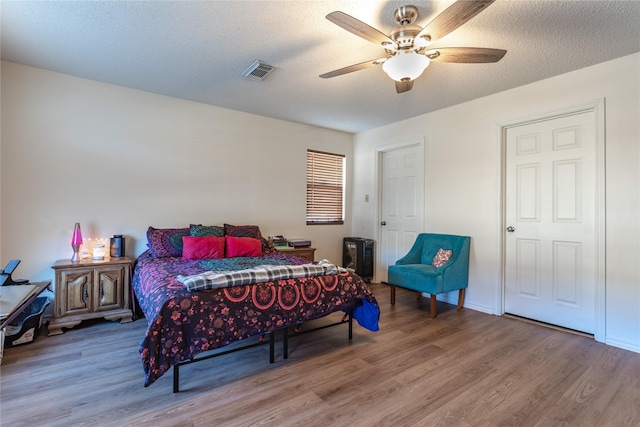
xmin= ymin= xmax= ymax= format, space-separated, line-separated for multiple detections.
xmin=1 ymin=283 xmax=639 ymax=427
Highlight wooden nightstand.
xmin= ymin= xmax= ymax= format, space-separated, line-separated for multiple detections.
xmin=275 ymin=247 xmax=316 ymax=262
xmin=48 ymin=257 xmax=133 ymax=336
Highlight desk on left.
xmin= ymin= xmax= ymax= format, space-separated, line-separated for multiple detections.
xmin=1 ymin=281 xmax=51 ymax=330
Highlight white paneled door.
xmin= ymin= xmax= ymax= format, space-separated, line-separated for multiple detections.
xmin=505 ymin=111 xmax=597 ymax=333
xmin=379 ymin=144 xmax=424 ymax=283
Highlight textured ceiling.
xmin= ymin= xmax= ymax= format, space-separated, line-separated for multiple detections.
xmin=2 ymin=1 xmax=639 ymax=133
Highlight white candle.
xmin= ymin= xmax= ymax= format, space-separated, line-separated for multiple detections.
xmin=93 ymin=244 xmax=105 ymax=260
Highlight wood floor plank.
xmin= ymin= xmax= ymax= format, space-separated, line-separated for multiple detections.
xmin=1 ymin=283 xmax=639 ymax=426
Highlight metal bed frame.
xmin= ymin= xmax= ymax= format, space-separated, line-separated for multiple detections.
xmin=172 ymin=308 xmax=355 ymax=392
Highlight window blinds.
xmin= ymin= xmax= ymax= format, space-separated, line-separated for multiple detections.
xmin=306 ymin=149 xmax=345 ymax=225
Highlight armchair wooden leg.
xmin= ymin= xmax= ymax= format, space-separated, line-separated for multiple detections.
xmin=390 ymin=285 xmax=396 ymax=305
xmin=430 ymin=294 xmax=437 ymax=319
xmin=457 ymin=289 xmax=466 ymax=311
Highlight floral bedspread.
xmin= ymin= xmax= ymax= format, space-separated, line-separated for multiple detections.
xmin=133 ymin=250 xmax=380 ymax=387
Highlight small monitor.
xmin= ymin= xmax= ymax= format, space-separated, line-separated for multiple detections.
xmin=3 ymin=259 xmax=20 ymax=275
xmin=1 ymin=259 xmax=27 ymax=286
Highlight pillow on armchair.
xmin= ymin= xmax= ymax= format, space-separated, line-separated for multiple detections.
xmin=432 ymin=248 xmax=452 ymax=267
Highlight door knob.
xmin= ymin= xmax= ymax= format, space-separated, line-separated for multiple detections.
xmin=381 ymin=221 xmax=387 ymax=226
xmin=506 ymin=226 xmax=515 ymax=232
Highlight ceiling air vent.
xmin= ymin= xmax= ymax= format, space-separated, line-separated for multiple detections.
xmin=241 ymin=60 xmax=275 ymax=81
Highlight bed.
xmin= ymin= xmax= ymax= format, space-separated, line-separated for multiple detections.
xmin=132 ymin=224 xmax=380 ymax=390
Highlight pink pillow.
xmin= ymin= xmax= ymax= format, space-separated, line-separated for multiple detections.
xmin=182 ymin=236 xmax=225 ymax=260
xmin=432 ymin=248 xmax=453 ymax=267
xmin=225 ymin=236 xmax=262 ymax=258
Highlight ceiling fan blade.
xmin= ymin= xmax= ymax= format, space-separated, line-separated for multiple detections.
xmin=395 ymin=80 xmax=414 ymax=94
xmin=326 ymin=11 xmax=395 ymax=46
xmin=320 ymin=58 xmax=386 ymax=79
xmin=426 ymin=47 xmax=506 ymax=63
xmin=417 ymin=0 xmax=495 ymax=43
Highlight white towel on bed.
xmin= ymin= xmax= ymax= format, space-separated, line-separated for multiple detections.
xmin=177 ymin=259 xmax=347 ymax=291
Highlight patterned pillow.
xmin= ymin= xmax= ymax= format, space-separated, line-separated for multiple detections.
xmin=432 ymin=248 xmax=453 ymax=268
xmin=223 ymin=223 xmax=263 ymax=240
xmin=190 ymin=224 xmax=224 ymax=237
xmin=147 ymin=226 xmax=189 ymax=258
xmin=261 ymin=238 xmax=277 ymax=255
xmin=222 ymin=223 xmax=279 ymax=254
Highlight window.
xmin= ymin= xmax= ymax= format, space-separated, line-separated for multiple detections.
xmin=306 ymin=149 xmax=345 ymax=225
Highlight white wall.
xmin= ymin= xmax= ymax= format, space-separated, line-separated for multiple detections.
xmin=3 ymin=54 xmax=638 ymax=352
xmin=353 ymin=53 xmax=640 ymax=352
xmin=1 ymin=61 xmax=353 ymax=282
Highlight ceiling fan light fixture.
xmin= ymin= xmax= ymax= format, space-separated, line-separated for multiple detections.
xmin=382 ymin=52 xmax=430 ymax=82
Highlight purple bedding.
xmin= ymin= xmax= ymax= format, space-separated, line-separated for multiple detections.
xmin=133 ymin=250 xmax=379 ymax=387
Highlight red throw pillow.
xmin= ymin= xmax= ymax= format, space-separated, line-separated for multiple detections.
xmin=182 ymin=236 xmax=225 ymax=260
xmin=225 ymin=236 xmax=262 ymax=258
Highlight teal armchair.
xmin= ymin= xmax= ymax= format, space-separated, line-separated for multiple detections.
xmin=387 ymin=233 xmax=471 ymax=318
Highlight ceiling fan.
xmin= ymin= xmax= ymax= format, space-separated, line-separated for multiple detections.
xmin=320 ymin=0 xmax=507 ymax=93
